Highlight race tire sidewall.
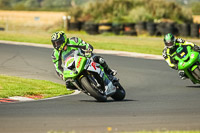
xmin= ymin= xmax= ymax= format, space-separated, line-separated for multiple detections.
xmin=80 ymin=76 xmax=107 ymax=102
xmin=192 ymin=68 xmax=200 ymax=80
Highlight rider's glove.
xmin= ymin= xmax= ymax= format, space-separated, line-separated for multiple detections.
xmin=162 ymin=49 xmax=167 ymax=59
xmin=176 ymin=38 xmax=185 ymax=43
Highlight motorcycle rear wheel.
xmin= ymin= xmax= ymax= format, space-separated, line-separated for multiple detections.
xmin=80 ymin=76 xmax=107 ymax=102
xmin=111 ymin=82 xmax=126 ymax=101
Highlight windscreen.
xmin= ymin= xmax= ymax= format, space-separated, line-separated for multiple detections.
xmin=176 ymin=46 xmax=188 ymax=59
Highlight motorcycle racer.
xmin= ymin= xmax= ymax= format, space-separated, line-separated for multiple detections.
xmin=162 ymin=33 xmax=200 ymax=80
xmin=51 ymin=31 xmax=117 ymax=89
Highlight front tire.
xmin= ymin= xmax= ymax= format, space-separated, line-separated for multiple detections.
xmin=192 ymin=68 xmax=200 ymax=80
xmin=111 ymin=82 xmax=126 ymax=101
xmin=80 ymin=76 xmax=107 ymax=102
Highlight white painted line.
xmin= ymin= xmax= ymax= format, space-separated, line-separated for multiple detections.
xmin=9 ymin=96 xmax=34 ymax=101
xmin=7 ymin=90 xmax=81 ymax=102
xmin=94 ymin=49 xmax=163 ymax=60
xmin=38 ymin=90 xmax=81 ymax=101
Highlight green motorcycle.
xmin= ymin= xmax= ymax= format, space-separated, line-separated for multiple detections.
xmin=62 ymin=49 xmax=126 ymax=102
xmin=173 ymin=45 xmax=200 ymax=84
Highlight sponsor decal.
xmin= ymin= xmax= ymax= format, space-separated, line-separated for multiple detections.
xmin=77 ymin=58 xmax=82 ymax=68
xmin=177 ymin=47 xmax=183 ymax=53
xmin=65 ymin=57 xmax=74 ymax=67
xmin=91 ymin=62 xmax=96 ymax=70
xmin=181 ymin=52 xmax=185 ymax=57
xmin=191 ymin=54 xmax=195 ymax=59
xmin=182 ymin=63 xmax=185 ymax=67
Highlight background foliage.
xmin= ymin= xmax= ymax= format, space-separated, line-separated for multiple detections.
xmin=0 ymin=0 xmax=200 ymax=23
xmin=72 ymin=0 xmax=193 ymax=23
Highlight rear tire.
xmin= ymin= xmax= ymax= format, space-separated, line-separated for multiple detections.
xmin=111 ymin=82 xmax=126 ymax=101
xmin=80 ymin=76 xmax=107 ymax=102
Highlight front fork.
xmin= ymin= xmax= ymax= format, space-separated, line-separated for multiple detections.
xmin=69 ymin=73 xmax=103 ymax=95
xmin=87 ymin=74 xmax=101 ymax=88
xmin=69 ymin=78 xmax=83 ymax=91
xmin=185 ymin=63 xmax=200 ymax=84
xmin=87 ymin=72 xmax=117 ymax=96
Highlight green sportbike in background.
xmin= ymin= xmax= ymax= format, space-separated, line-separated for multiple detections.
xmin=63 ymin=49 xmax=126 ymax=102
xmin=174 ymin=45 xmax=200 ymax=84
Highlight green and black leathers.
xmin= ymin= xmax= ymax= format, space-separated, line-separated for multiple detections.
xmin=52 ymin=37 xmax=93 ymax=80
xmin=163 ymin=39 xmax=196 ymax=70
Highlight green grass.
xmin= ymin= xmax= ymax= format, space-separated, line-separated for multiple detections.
xmin=2 ymin=30 xmax=200 ymax=56
xmin=0 ymin=31 xmax=51 ymax=44
xmin=1 ymin=30 xmax=200 ymax=98
xmin=0 ymin=75 xmax=74 ymax=99
xmin=0 ymin=31 xmax=163 ymax=55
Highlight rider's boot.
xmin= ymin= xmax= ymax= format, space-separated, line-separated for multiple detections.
xmin=66 ymin=79 xmax=77 ymax=90
xmin=100 ymin=59 xmax=117 ymax=76
xmin=93 ymin=56 xmax=117 ymax=76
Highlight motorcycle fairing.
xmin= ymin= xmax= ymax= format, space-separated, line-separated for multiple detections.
xmin=175 ymin=46 xmax=199 ymax=70
xmin=63 ymin=55 xmax=87 ymax=80
xmin=174 ymin=45 xmax=200 ymax=83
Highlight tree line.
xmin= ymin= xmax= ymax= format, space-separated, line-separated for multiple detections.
xmin=69 ymin=0 xmax=194 ymax=24
xmin=1 ymin=0 xmax=200 ymax=24
xmin=0 ymin=0 xmax=91 ymax=11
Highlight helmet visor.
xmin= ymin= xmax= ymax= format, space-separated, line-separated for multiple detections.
xmin=165 ymin=42 xmax=174 ymax=47
xmin=52 ymin=39 xmax=64 ymax=50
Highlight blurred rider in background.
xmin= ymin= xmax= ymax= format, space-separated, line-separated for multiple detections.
xmin=162 ymin=33 xmax=200 ymax=80
xmin=51 ymin=31 xmax=117 ymax=89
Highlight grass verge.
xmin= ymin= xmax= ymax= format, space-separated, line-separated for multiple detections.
xmin=0 ymin=31 xmax=164 ymax=55
xmin=0 ymin=75 xmax=74 ymax=99
xmin=1 ymin=31 xmax=200 ymax=56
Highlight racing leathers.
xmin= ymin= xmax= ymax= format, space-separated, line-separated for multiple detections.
xmin=52 ymin=37 xmax=114 ymax=89
xmin=162 ymin=38 xmax=200 ymax=79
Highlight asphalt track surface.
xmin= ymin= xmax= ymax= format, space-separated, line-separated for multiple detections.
xmin=0 ymin=43 xmax=200 ymax=133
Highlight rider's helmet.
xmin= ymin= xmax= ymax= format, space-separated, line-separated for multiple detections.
xmin=51 ymin=31 xmax=67 ymax=51
xmin=164 ymin=33 xmax=176 ymax=49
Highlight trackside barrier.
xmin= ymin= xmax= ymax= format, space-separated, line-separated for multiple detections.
xmin=190 ymin=23 xmax=199 ymax=38
xmin=68 ymin=21 xmax=200 ymax=38
xmin=123 ymin=23 xmax=137 ymax=36
xmin=98 ymin=23 xmax=112 ymax=34
xmin=0 ymin=27 xmax=4 ymax=31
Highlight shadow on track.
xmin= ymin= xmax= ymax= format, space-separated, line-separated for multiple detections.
xmin=186 ymin=85 xmax=200 ymax=88
xmin=79 ymin=99 xmax=138 ymax=103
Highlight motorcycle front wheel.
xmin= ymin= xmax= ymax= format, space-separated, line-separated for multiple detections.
xmin=80 ymin=76 xmax=107 ymax=102
xmin=192 ymin=67 xmax=200 ymax=80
